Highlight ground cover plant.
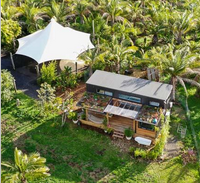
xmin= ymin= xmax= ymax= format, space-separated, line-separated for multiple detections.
xmin=1 ymin=92 xmax=199 ymax=183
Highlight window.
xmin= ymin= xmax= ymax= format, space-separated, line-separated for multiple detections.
xmin=105 ymin=91 xmax=113 ymax=96
xmin=138 ymin=122 xmax=155 ymax=131
xmin=119 ymin=94 xmax=141 ymax=103
xmin=96 ymin=89 xmax=104 ymax=94
xmin=149 ymin=101 xmax=160 ymax=107
xmin=96 ymin=89 xmax=113 ymax=96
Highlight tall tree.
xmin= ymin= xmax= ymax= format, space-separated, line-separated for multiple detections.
xmin=153 ymin=45 xmax=198 ymax=101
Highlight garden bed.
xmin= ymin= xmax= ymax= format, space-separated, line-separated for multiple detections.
xmin=77 ymin=92 xmax=111 ymax=112
xmin=136 ymin=105 xmax=161 ymax=125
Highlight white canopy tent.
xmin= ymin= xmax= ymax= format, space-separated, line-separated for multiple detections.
xmin=15 ymin=18 xmax=94 ymax=64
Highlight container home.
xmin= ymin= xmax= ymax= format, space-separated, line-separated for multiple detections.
xmin=78 ymin=70 xmax=173 ymax=144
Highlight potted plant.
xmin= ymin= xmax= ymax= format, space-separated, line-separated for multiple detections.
xmin=68 ymin=112 xmax=78 ymax=124
xmin=124 ymin=127 xmax=134 ymax=140
xmin=72 ymin=112 xmax=78 ymax=124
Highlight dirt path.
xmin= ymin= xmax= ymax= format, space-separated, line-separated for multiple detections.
xmin=163 ymin=135 xmax=183 ymax=159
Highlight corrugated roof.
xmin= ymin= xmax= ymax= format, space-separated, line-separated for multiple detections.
xmin=86 ymin=70 xmax=173 ymax=101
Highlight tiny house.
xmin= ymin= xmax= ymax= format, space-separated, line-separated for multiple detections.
xmin=78 ymin=70 xmax=173 ymax=144
xmin=86 ymin=70 xmax=172 ymax=109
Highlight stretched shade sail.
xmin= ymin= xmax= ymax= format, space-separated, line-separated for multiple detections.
xmin=16 ymin=18 xmax=94 ymax=64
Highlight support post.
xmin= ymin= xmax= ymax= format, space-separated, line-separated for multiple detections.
xmin=13 ymin=78 xmax=17 ymax=93
xmin=75 ymin=62 xmax=78 ymax=75
xmin=85 ymin=108 xmax=88 ymax=121
xmin=35 ymin=64 xmax=40 ymax=77
xmin=92 ymin=20 xmax=95 ymax=42
xmin=10 ymin=52 xmax=15 ymax=70
xmin=106 ymin=113 xmax=109 ymax=125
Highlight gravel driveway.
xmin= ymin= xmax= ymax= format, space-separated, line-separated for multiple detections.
xmin=1 ymin=55 xmax=39 ymax=99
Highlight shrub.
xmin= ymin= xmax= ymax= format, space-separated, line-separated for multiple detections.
xmin=124 ymin=127 xmax=134 ymax=137
xmin=147 ymin=151 xmax=159 ymax=160
xmin=1 ymin=19 xmax=21 ymax=51
xmin=134 ymin=148 xmax=141 ymax=158
xmin=134 ymin=148 xmax=147 ymax=159
xmin=56 ymin=66 xmax=78 ymax=90
xmin=39 ymin=61 xmax=57 ymax=85
xmin=129 ymin=147 xmax=136 ymax=154
xmin=1 ymin=70 xmax=15 ymax=104
xmin=140 ymin=149 xmax=147 ymax=159
xmin=81 ymin=112 xmax=86 ymax=120
xmin=37 ymin=82 xmax=56 ymax=110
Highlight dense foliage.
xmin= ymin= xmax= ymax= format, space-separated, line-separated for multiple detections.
xmin=1 ymin=19 xmax=21 ymax=51
xmin=39 ymin=61 xmax=57 ymax=85
xmin=1 ymin=70 xmax=15 ymax=104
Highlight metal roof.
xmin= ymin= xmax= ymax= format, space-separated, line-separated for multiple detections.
xmin=86 ymin=70 xmax=173 ymax=101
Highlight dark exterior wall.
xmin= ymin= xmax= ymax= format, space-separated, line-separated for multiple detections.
xmin=86 ymin=83 xmax=166 ymax=108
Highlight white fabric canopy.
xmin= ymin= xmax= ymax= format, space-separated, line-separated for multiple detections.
xmin=16 ymin=18 xmax=94 ymax=64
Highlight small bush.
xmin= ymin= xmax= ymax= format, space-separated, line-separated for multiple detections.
xmin=39 ymin=61 xmax=57 ymax=85
xmin=129 ymin=147 xmax=136 ymax=154
xmin=134 ymin=148 xmax=147 ymax=159
xmin=81 ymin=113 xmax=86 ymax=120
xmin=134 ymin=148 xmax=141 ymax=158
xmin=56 ymin=66 xmax=78 ymax=90
xmin=37 ymin=82 xmax=57 ymax=112
xmin=147 ymin=150 xmax=159 ymax=160
xmin=1 ymin=70 xmax=15 ymax=104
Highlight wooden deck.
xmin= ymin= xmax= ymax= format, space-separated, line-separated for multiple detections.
xmin=109 ymin=115 xmax=133 ymax=132
xmin=80 ymin=119 xmax=104 ymax=129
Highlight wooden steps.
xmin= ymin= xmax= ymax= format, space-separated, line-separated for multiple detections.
xmin=112 ymin=130 xmax=124 ymax=139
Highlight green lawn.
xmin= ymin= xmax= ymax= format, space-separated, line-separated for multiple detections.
xmin=1 ymin=92 xmax=199 ymax=183
xmin=176 ymin=86 xmax=200 ymax=149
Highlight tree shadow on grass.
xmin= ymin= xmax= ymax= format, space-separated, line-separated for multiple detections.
xmin=1 ymin=115 xmax=150 ymax=183
xmin=163 ymin=157 xmax=200 ymax=183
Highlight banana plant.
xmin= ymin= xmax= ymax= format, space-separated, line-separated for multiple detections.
xmin=1 ymin=147 xmax=50 ymax=183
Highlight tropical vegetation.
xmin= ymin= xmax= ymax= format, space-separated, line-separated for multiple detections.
xmin=1 ymin=0 xmax=200 ymax=182
xmin=1 ymin=147 xmax=50 ymax=183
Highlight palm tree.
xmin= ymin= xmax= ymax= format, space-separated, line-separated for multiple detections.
xmin=45 ymin=0 xmax=70 ymax=25
xmin=125 ymin=1 xmax=144 ymax=26
xmin=1 ymin=147 xmax=50 ymax=183
xmin=19 ymin=1 xmax=47 ymax=33
xmin=100 ymin=0 xmax=129 ymax=26
xmin=153 ymin=45 xmax=198 ymax=101
xmin=171 ymin=11 xmax=195 ymax=44
xmin=69 ymin=0 xmax=92 ymax=24
xmin=79 ymin=48 xmax=105 ymax=76
xmin=102 ymin=35 xmax=138 ymax=73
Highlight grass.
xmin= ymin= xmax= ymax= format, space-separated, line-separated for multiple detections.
xmin=176 ymin=86 xmax=200 ymax=149
xmin=1 ymin=92 xmax=199 ymax=183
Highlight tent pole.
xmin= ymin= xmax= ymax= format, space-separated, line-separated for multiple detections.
xmin=13 ymin=78 xmax=17 ymax=93
xmin=35 ymin=64 xmax=40 ymax=77
xmin=10 ymin=52 xmax=15 ymax=70
xmin=75 ymin=62 xmax=78 ymax=75
xmin=92 ymin=20 xmax=95 ymax=42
